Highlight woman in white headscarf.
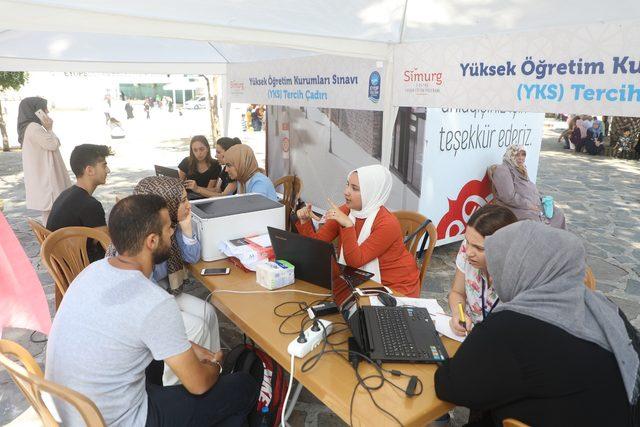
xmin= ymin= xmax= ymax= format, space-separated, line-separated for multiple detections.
xmin=295 ymin=164 xmax=421 ymax=297
xmin=435 ymin=221 xmax=638 ymax=426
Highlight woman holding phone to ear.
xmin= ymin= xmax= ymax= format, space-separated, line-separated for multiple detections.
xmin=295 ymin=165 xmax=421 ymax=297
xmin=18 ymin=97 xmax=71 ymax=223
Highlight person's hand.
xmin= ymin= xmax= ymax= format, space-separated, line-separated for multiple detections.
xmin=449 ymin=313 xmax=472 ymax=337
xmin=41 ymin=115 xmax=53 ymax=132
xmin=177 ymin=199 xmax=191 ymax=223
xmin=184 ymin=180 xmax=197 ymax=190
xmin=191 ymin=342 xmax=224 ymax=366
xmin=326 ymin=199 xmax=353 ymax=228
xmin=177 ymin=201 xmax=192 ymax=236
xmin=296 ymin=203 xmax=321 ymax=224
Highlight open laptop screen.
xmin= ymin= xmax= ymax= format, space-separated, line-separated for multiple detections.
xmin=331 ymin=257 xmax=358 ymax=320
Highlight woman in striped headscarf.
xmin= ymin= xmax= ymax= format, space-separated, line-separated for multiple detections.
xmin=133 ymin=176 xmax=220 ymax=386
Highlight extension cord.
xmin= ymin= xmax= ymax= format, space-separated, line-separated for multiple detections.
xmin=287 ymin=319 xmax=333 ymax=358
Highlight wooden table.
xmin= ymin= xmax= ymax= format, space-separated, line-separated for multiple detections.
xmin=189 ymin=259 xmax=459 ymax=427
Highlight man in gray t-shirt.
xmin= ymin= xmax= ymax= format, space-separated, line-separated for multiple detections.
xmin=46 ymin=194 xmax=256 ymax=426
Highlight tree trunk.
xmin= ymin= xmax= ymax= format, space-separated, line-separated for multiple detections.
xmin=201 ymin=75 xmax=220 ymax=142
xmin=0 ymin=99 xmax=10 ymax=152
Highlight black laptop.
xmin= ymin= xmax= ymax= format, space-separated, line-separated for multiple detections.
xmin=333 ymin=270 xmax=449 ymax=363
xmin=267 ymin=227 xmax=373 ymax=289
xmin=154 ymin=165 xmax=204 ymax=200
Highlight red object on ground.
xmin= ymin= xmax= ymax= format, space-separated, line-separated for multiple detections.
xmin=0 ymin=211 xmax=51 ymax=335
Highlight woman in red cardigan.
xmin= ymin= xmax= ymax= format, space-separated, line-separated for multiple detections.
xmin=296 ymin=164 xmax=421 ymax=297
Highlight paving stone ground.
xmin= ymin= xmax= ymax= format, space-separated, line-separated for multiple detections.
xmin=0 ymin=116 xmax=638 ymax=426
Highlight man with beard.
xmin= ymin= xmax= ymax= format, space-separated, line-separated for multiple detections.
xmin=45 ymin=194 xmax=257 ymax=427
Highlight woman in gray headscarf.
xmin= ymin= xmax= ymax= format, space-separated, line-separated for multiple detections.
xmin=435 ymin=221 xmax=638 ymax=426
xmin=491 ymin=145 xmax=566 ymax=229
xmin=18 ymin=97 xmax=71 ymax=223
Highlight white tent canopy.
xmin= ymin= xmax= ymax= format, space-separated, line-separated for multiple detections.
xmin=2 ymin=0 xmax=640 ymax=72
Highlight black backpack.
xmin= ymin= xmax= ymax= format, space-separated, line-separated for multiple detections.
xmin=223 ymin=341 xmax=289 ymax=427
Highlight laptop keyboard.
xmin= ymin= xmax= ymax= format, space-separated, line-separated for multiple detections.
xmin=374 ymin=307 xmax=433 ymax=359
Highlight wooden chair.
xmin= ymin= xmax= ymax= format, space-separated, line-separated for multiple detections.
xmin=27 ymin=218 xmax=51 ymax=245
xmin=502 ymin=419 xmax=530 ymax=427
xmin=273 ymin=175 xmax=303 ymax=230
xmin=584 ymin=265 xmax=596 ymax=290
xmin=393 ymin=211 xmax=437 ymax=287
xmin=0 ymin=339 xmax=105 ymax=427
xmin=40 ymin=227 xmax=111 ymax=307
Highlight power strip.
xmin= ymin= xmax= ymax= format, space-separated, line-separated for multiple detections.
xmin=287 ymin=319 xmax=333 ymax=358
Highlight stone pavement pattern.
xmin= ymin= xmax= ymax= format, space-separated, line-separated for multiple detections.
xmin=0 ymin=117 xmax=638 ymax=426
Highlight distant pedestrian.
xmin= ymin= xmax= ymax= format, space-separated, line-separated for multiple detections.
xmin=103 ymin=95 xmax=111 ymax=124
xmin=144 ymin=100 xmax=151 ymax=120
xmin=125 ymin=101 xmax=134 ymax=119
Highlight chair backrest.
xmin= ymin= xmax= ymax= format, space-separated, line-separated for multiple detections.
xmin=502 ymin=419 xmax=530 ymax=427
xmin=273 ymin=175 xmax=303 ymax=230
xmin=28 ymin=218 xmax=51 ymax=245
xmin=393 ymin=210 xmax=437 ymax=287
xmin=40 ymin=227 xmax=111 ymax=298
xmin=584 ymin=265 xmax=596 ymax=290
xmin=0 ymin=340 xmax=105 ymax=427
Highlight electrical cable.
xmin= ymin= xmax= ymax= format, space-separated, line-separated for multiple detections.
xmin=297 ymin=320 xmax=423 ymax=427
xmin=281 ymin=353 xmax=296 ymax=427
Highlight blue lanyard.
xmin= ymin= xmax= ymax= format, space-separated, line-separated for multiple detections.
xmin=480 ymin=276 xmax=499 ymax=320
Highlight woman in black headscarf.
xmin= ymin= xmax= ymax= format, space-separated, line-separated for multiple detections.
xmin=18 ymin=97 xmax=70 ymax=223
xmin=435 ymin=221 xmax=639 ymax=426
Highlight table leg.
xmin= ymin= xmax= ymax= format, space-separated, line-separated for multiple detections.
xmin=283 ymin=382 xmax=304 ymax=423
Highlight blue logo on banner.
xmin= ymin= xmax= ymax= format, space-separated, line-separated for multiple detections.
xmin=368 ymin=71 xmax=381 ymax=103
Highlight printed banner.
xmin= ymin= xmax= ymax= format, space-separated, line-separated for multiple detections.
xmin=418 ymin=109 xmax=544 ymax=245
xmin=228 ymin=55 xmax=385 ymax=111
xmin=393 ymin=21 xmax=640 ymax=116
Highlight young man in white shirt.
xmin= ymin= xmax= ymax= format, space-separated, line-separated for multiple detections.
xmin=46 ymin=194 xmax=257 ymax=426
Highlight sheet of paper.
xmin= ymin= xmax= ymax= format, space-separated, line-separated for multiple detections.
xmin=246 ymin=234 xmax=272 ymax=248
xmin=431 ymin=313 xmax=466 ymax=343
xmin=369 ymin=296 xmax=446 ymax=315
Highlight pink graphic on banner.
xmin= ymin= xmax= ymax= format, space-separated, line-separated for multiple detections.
xmin=436 ymin=173 xmax=493 ymax=241
xmin=0 ymin=212 xmax=51 ymax=335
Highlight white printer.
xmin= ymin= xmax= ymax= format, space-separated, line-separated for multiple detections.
xmin=190 ymin=193 xmax=285 ymax=261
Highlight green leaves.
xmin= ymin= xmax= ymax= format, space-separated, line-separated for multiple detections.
xmin=0 ymin=72 xmax=28 ymax=92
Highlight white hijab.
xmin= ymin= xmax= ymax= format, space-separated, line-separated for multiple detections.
xmin=338 ymin=164 xmax=392 ymax=283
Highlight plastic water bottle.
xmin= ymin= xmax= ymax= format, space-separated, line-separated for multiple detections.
xmin=258 ymin=406 xmax=269 ymax=427
xmin=541 ymin=196 xmax=554 ymax=219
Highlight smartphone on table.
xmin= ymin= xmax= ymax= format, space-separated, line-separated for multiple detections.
xmin=201 ymin=268 xmax=230 ymax=276
xmin=354 ymin=286 xmax=392 ymax=297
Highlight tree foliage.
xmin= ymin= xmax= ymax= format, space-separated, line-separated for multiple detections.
xmin=0 ymin=72 xmax=28 ymax=92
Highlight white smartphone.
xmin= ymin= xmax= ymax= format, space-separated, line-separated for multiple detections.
xmin=354 ymin=286 xmax=392 ymax=297
xmin=201 ymin=268 xmax=230 ymax=276
xmin=34 ymin=109 xmax=47 ymax=121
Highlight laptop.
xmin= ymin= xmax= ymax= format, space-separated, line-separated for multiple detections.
xmin=332 ymin=270 xmax=449 ymax=363
xmin=154 ymin=165 xmax=180 ymax=179
xmin=154 ymin=165 xmax=204 ymax=200
xmin=267 ymin=227 xmax=373 ymax=289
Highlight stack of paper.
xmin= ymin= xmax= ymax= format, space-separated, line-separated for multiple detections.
xmin=218 ymin=233 xmax=274 ymax=271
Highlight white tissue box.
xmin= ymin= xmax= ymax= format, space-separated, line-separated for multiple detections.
xmin=256 ymin=260 xmax=295 ymax=290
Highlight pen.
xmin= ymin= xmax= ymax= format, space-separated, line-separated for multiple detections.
xmin=458 ymin=303 xmax=468 ymax=335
